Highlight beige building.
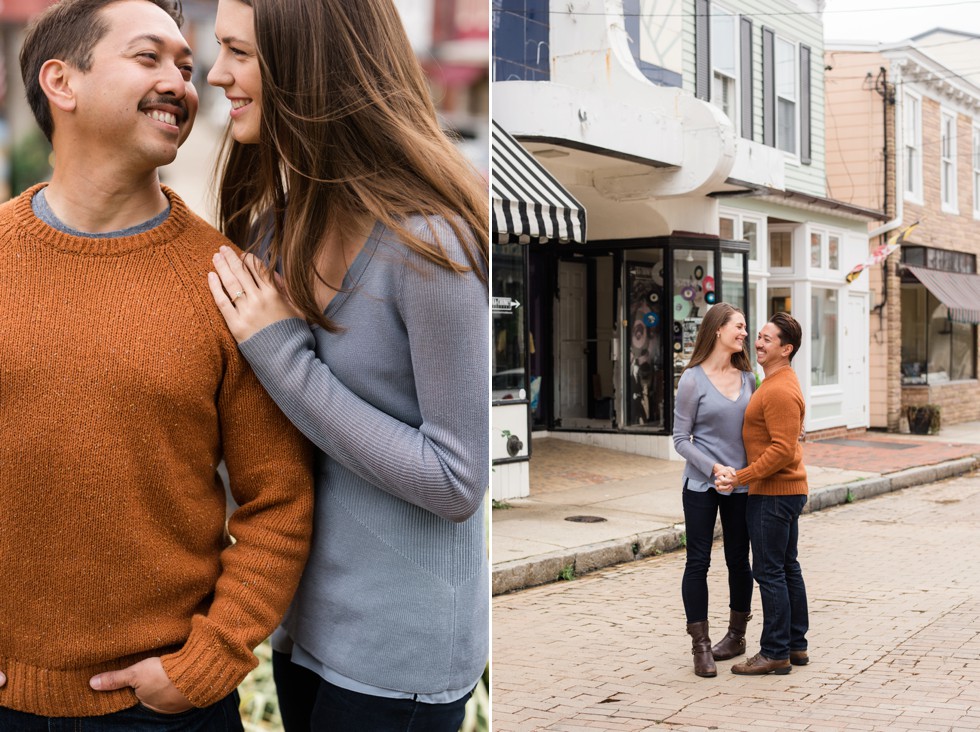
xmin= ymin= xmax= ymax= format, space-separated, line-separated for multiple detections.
xmin=826 ymin=31 xmax=980 ymax=431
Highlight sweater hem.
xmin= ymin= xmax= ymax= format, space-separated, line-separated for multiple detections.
xmin=0 ymin=654 xmax=145 ymax=717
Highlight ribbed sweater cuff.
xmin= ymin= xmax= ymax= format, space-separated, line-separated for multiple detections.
xmin=160 ymin=626 xmax=256 ymax=708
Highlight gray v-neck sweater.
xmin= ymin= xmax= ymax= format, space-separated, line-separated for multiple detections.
xmin=672 ymin=365 xmax=755 ymax=493
xmin=237 ymin=216 xmax=489 ymax=695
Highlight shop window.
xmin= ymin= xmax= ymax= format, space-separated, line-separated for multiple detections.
xmin=810 ymin=288 xmax=839 ymax=386
xmin=900 ymin=286 xmax=977 ymax=384
xmin=492 ymin=243 xmax=528 ymax=403
xmin=671 ymin=249 xmax=715 ymax=390
xmin=626 ymin=254 xmax=666 ymax=428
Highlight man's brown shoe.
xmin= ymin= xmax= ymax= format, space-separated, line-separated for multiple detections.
xmin=790 ymin=650 xmax=809 ymax=666
xmin=731 ymin=652 xmax=791 ymax=675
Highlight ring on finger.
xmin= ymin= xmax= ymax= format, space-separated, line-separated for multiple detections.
xmin=231 ymin=290 xmax=246 ymax=302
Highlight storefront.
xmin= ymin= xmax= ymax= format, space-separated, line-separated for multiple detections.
xmin=525 ymin=235 xmax=749 ymax=438
xmin=491 ymin=120 xmax=586 ymax=499
xmin=899 ymin=248 xmax=980 ymax=425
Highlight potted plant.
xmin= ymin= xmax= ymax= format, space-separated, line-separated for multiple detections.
xmin=906 ymin=404 xmax=941 ymax=435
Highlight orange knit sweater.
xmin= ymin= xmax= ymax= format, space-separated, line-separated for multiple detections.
xmin=734 ymin=366 xmax=808 ymax=495
xmin=0 ymin=185 xmax=313 ymax=717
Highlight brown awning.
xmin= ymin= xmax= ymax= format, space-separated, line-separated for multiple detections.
xmin=904 ymin=264 xmax=980 ymax=324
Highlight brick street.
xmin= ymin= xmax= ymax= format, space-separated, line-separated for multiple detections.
xmin=492 ymin=472 xmax=980 ymax=731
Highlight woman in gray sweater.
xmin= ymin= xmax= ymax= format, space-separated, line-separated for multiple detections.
xmin=672 ymin=303 xmax=755 ymax=678
xmin=205 ymin=0 xmax=489 ymax=729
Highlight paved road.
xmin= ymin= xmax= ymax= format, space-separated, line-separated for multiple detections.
xmin=492 ymin=472 xmax=980 ymax=731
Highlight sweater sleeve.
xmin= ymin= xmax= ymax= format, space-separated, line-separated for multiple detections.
xmin=734 ymin=380 xmax=803 ymax=485
xmin=237 ymin=235 xmax=489 ymax=524
xmin=159 ymin=330 xmax=315 ymax=707
xmin=672 ymin=370 xmax=716 ymax=478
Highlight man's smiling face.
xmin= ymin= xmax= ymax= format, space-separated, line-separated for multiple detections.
xmin=70 ymin=0 xmax=198 ymax=168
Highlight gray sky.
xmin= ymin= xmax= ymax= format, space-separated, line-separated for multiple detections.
xmin=823 ymin=0 xmax=980 ymax=43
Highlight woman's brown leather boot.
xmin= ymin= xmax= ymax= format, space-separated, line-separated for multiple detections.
xmin=711 ymin=610 xmax=752 ymax=660
xmin=687 ymin=621 xmax=717 ymax=677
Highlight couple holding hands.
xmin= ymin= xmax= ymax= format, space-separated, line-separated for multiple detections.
xmin=673 ymin=305 xmax=810 ymax=678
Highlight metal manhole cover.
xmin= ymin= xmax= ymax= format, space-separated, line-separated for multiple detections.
xmin=565 ymin=515 xmax=607 ymax=523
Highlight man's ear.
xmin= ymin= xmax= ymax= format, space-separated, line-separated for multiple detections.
xmin=39 ymin=59 xmax=77 ymax=113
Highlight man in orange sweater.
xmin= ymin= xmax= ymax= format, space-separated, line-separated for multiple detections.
xmin=0 ymin=0 xmax=313 ymax=727
xmin=717 ymin=312 xmax=809 ymax=675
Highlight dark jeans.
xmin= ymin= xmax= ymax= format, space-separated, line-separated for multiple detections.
xmin=681 ymin=486 xmax=753 ymax=623
xmin=272 ymin=651 xmax=470 ymax=732
xmin=0 ymin=692 xmax=242 ymax=731
xmin=746 ymin=494 xmax=809 ymax=660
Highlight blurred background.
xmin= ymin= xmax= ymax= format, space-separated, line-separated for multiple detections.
xmin=0 ymin=0 xmax=489 ymax=730
xmin=0 ymin=0 xmax=489 ymax=219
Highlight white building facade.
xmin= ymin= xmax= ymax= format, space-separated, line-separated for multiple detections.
xmin=491 ymin=0 xmax=880 ymax=499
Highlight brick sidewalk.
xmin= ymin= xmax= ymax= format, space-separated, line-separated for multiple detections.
xmin=802 ymin=431 xmax=980 ymax=474
xmin=492 ymin=472 xmax=980 ymax=731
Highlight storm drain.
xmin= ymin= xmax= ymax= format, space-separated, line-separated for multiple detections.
xmin=564 ymin=515 xmax=607 ymax=523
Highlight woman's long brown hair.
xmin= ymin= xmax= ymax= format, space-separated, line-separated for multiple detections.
xmin=214 ymin=0 xmax=489 ymax=331
xmin=683 ymin=303 xmax=752 ymax=373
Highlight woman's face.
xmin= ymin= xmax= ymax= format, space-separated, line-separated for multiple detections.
xmin=716 ymin=313 xmax=747 ymax=355
xmin=207 ymin=0 xmax=262 ymax=145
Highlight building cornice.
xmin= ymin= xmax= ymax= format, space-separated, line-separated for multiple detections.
xmin=885 ymin=49 xmax=980 ymax=113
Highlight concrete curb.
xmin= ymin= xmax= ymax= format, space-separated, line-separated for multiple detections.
xmin=491 ymin=456 xmax=980 ymax=596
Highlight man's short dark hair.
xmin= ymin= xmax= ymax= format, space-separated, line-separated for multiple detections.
xmin=19 ymin=0 xmax=184 ymax=142
xmin=769 ymin=311 xmax=802 ymax=362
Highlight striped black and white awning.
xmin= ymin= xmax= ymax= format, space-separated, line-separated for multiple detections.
xmin=491 ymin=120 xmax=586 ymax=245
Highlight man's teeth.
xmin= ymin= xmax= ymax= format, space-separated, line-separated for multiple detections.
xmin=145 ymin=110 xmax=177 ymax=126
xmin=231 ymin=99 xmax=251 ymax=110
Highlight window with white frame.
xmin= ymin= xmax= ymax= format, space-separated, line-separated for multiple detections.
xmin=810 ymin=231 xmax=823 ymax=269
xmin=769 ymin=229 xmax=793 ymax=270
xmin=775 ymin=38 xmax=797 ymax=154
xmin=904 ymin=92 xmax=922 ymax=200
xmin=719 ymin=211 xmax=764 ymax=270
xmin=828 ymin=234 xmax=840 ymax=270
xmin=973 ymin=123 xmax=980 ymax=216
xmin=808 ymin=229 xmax=843 ymax=271
xmin=711 ymin=7 xmax=737 ymax=126
xmin=941 ymin=110 xmax=957 ymax=211
xmin=811 ymin=288 xmax=839 ymax=387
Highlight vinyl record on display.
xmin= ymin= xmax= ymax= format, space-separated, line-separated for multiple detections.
xmin=643 ymin=311 xmax=659 ymax=328
xmin=694 ymin=265 xmax=704 ymax=280
xmin=673 ymin=321 xmax=682 ymax=336
xmin=705 ymin=291 xmax=717 ymax=305
xmin=681 ymin=285 xmax=696 ymax=302
xmin=673 ymin=340 xmax=682 ymax=352
xmin=673 ymin=295 xmax=692 ymax=320
xmin=702 ymin=275 xmax=715 ymax=292
xmin=648 ymin=291 xmax=660 ymax=304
